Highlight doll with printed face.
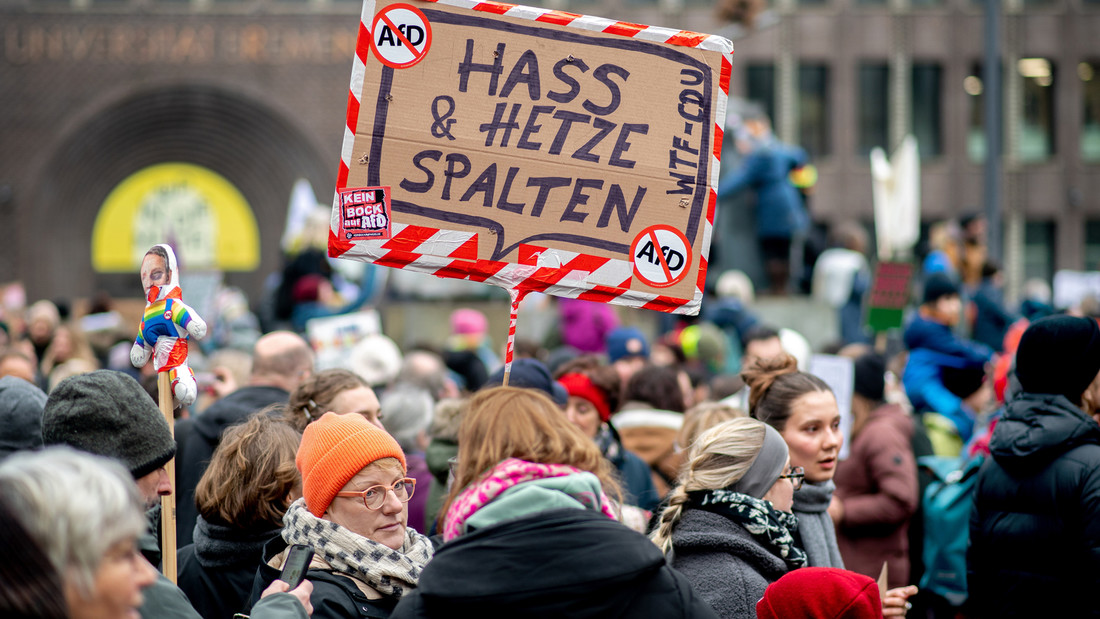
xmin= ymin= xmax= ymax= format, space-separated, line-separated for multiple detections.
xmin=131 ymin=244 xmax=207 ymax=406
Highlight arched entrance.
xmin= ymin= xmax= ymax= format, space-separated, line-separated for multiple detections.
xmin=23 ymin=83 xmax=335 ymax=303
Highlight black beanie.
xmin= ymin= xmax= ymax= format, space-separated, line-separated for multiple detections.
xmin=1014 ymin=315 xmax=1100 ymax=404
xmin=852 ymin=353 xmax=886 ymax=402
xmin=42 ymin=370 xmax=176 ymax=479
xmin=922 ymin=272 xmax=959 ymax=305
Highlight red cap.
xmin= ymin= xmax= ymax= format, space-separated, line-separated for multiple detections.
xmin=756 ymin=568 xmax=882 ymax=619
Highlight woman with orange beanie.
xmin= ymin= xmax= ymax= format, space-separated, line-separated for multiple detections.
xmin=252 ymin=412 xmax=434 ymax=618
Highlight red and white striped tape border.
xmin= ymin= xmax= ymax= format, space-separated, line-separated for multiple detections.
xmin=332 ymin=0 xmax=733 ymax=315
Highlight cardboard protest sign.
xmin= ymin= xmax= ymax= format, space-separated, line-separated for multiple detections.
xmin=1053 ymin=269 xmax=1100 ymax=310
xmin=867 ymin=261 xmax=914 ymax=333
xmin=329 ymin=0 xmax=733 ymax=315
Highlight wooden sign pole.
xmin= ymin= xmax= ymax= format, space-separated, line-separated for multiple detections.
xmin=157 ymin=372 xmax=177 ymax=584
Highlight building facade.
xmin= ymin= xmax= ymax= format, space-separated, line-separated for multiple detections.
xmin=1 ymin=0 xmax=1098 ymax=303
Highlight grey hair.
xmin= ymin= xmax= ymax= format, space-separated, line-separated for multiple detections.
xmin=0 ymin=447 xmax=147 ymax=597
xmin=380 ymin=385 xmax=434 ymax=453
xmin=651 ymin=417 xmax=767 ymax=554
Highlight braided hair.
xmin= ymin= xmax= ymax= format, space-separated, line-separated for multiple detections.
xmin=650 ymin=417 xmax=768 ymax=554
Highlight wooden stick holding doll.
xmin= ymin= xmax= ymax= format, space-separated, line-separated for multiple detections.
xmin=130 ymin=243 xmax=206 ymax=583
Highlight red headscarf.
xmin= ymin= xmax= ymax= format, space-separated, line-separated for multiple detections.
xmin=557 ymin=373 xmax=611 ymax=422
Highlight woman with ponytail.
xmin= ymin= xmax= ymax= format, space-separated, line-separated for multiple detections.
xmin=742 ymin=355 xmax=920 ymax=616
xmin=651 ymin=417 xmax=804 ymax=618
xmin=741 ymin=354 xmax=846 ymax=568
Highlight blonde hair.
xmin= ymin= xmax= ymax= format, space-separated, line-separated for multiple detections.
xmin=650 ymin=417 xmax=767 ymax=554
xmin=678 ymin=402 xmax=747 ymax=453
xmin=440 ymin=387 xmax=622 ymax=523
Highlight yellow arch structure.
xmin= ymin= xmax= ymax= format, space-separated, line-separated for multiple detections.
xmin=92 ymin=162 xmax=260 ymax=272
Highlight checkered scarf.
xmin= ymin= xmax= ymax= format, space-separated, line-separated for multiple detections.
xmin=282 ymin=498 xmax=433 ymax=599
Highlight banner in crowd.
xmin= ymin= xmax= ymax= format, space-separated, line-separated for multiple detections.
xmin=328 ymin=0 xmax=733 ymax=314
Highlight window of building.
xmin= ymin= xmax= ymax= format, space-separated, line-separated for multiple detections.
xmin=966 ymin=62 xmax=1003 ymax=163
xmin=970 ymin=0 xmax=1054 ymax=6
xmin=912 ymin=62 xmax=943 ymax=158
xmin=1082 ymin=61 xmax=1100 ymax=162
xmin=1024 ymin=220 xmax=1055 ymax=284
xmin=799 ymin=64 xmax=830 ymax=158
xmin=858 ymin=62 xmax=889 ymax=157
xmin=1086 ymin=221 xmax=1100 ymax=271
xmin=1018 ymin=58 xmax=1056 ymax=162
xmin=745 ymin=63 xmax=777 ymax=125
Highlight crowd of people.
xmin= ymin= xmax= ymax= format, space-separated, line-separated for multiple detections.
xmin=1 ymin=217 xmax=1099 ymax=619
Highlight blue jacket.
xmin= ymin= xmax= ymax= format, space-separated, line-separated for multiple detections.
xmin=902 ymin=316 xmax=992 ymax=442
xmin=600 ymin=427 xmax=660 ymax=512
xmin=717 ymin=140 xmax=808 ymax=240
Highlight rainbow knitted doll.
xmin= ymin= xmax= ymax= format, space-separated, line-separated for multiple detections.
xmin=131 ymin=244 xmax=207 ymax=406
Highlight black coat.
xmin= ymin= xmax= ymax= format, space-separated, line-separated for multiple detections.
xmin=175 ymin=385 xmax=289 ymax=546
xmin=968 ymin=393 xmax=1100 ymax=617
xmin=177 ymin=516 xmax=279 ymax=619
xmin=390 ymin=508 xmax=719 ymax=619
xmin=250 ymin=537 xmax=397 ymax=619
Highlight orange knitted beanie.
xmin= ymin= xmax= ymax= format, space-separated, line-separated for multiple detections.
xmin=297 ymin=411 xmax=407 ymax=517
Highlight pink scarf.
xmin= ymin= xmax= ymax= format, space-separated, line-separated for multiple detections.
xmin=442 ymin=458 xmax=618 ymax=541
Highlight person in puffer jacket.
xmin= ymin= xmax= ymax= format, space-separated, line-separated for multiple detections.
xmin=902 ymin=273 xmax=993 ymax=443
xmin=968 ymin=315 xmax=1100 ymax=618
xmin=391 ymin=387 xmax=719 ymax=619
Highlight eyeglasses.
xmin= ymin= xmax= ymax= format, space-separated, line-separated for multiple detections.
xmin=779 ymin=466 xmax=805 ymax=491
xmin=335 ymin=478 xmax=416 ymax=510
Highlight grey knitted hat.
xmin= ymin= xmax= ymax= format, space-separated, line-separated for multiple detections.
xmin=0 ymin=376 xmax=48 ymax=460
xmin=43 ymin=370 xmax=176 ymax=479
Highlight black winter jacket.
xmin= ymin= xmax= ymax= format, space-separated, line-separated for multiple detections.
xmin=389 ymin=508 xmax=718 ymax=619
xmin=250 ymin=537 xmax=397 ymax=619
xmin=177 ymin=516 xmax=279 ymax=619
xmin=967 ymin=393 xmax=1100 ymax=617
xmin=175 ymin=385 xmax=289 ymax=546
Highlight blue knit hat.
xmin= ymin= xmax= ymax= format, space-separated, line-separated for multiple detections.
xmin=606 ymin=327 xmax=650 ymax=364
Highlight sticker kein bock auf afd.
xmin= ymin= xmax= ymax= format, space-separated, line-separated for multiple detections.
xmin=330 ymin=0 xmax=733 ymax=314
xmin=338 ymin=186 xmax=393 ymax=241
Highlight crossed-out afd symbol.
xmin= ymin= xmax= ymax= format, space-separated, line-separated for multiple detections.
xmin=630 ymin=225 xmax=693 ymax=289
xmin=370 ymin=4 xmax=433 ymax=69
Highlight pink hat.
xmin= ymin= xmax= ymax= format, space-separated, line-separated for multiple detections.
xmin=450 ymin=309 xmax=488 ymax=335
